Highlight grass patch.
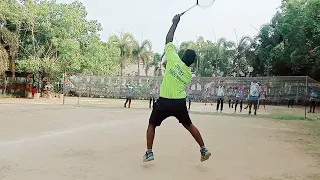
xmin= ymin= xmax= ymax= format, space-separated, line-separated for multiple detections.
xmin=189 ymin=110 xmax=315 ymax=121
xmin=0 ymin=94 xmax=16 ymax=99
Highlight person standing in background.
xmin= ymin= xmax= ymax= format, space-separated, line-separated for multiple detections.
xmin=234 ymin=82 xmax=246 ymax=113
xmin=124 ymin=84 xmax=134 ymax=108
xmin=216 ymin=80 xmax=227 ymax=113
xmin=308 ymin=88 xmax=318 ymax=113
xmin=204 ymin=87 xmax=212 ymax=106
xmin=258 ymin=83 xmax=267 ymax=109
xmin=186 ymin=85 xmax=192 ymax=111
xmin=286 ymin=84 xmax=294 ymax=108
xmin=228 ymin=86 xmax=235 ymax=109
xmin=247 ymin=80 xmax=261 ymax=115
xmin=148 ymin=83 xmax=159 ymax=109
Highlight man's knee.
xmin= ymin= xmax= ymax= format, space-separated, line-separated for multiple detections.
xmin=182 ymin=123 xmax=193 ymax=130
xmin=147 ymin=124 xmax=156 ymax=130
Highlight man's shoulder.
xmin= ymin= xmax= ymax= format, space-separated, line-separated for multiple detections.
xmin=165 ymin=42 xmax=175 ymax=49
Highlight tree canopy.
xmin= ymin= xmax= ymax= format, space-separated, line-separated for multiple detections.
xmin=0 ymin=0 xmax=319 ymax=82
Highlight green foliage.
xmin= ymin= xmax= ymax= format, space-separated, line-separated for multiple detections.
xmin=1 ymin=0 xmax=319 ymax=82
xmin=108 ymin=33 xmax=136 ymax=76
xmin=0 ymin=46 xmax=9 ymax=76
xmin=1 ymin=0 xmax=122 ymax=80
xmin=176 ymin=0 xmax=320 ymax=80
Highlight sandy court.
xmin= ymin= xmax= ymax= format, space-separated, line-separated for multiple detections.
xmin=0 ymin=99 xmax=319 ymax=180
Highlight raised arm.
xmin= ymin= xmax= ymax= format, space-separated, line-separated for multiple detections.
xmin=164 ymin=15 xmax=182 ymax=65
xmin=166 ymin=14 xmax=181 ymax=44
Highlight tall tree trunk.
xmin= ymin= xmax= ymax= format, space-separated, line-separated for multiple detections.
xmin=137 ymin=56 xmax=140 ymax=77
xmin=2 ymin=74 xmax=7 ymax=94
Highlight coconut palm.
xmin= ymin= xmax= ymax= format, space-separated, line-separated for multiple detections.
xmin=230 ymin=36 xmax=253 ymax=76
xmin=132 ymin=40 xmax=152 ymax=76
xmin=108 ymin=32 xmax=135 ymax=76
xmin=149 ymin=53 xmax=162 ymax=76
xmin=141 ymin=50 xmax=153 ymax=76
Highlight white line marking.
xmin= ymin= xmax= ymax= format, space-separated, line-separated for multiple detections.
xmin=0 ymin=120 xmax=128 ymax=146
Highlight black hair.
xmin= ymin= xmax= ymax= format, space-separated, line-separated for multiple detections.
xmin=181 ymin=49 xmax=197 ymax=67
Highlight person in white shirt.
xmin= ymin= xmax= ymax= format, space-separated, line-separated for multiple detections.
xmin=185 ymin=85 xmax=192 ymax=110
xmin=247 ymin=80 xmax=261 ymax=115
xmin=215 ymin=80 xmax=227 ymax=113
xmin=234 ymin=82 xmax=247 ymax=113
xmin=149 ymin=83 xmax=158 ymax=109
xmin=204 ymin=86 xmax=213 ymax=106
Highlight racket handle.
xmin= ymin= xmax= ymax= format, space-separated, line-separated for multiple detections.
xmin=180 ymin=4 xmax=197 ymax=16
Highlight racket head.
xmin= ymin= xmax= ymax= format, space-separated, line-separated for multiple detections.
xmin=197 ymin=0 xmax=216 ymax=8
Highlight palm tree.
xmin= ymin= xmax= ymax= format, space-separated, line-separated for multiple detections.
xmin=213 ymin=38 xmax=235 ymax=76
xmin=132 ymin=40 xmax=152 ymax=76
xmin=141 ymin=50 xmax=153 ymax=76
xmin=230 ymin=36 xmax=252 ymax=76
xmin=108 ymin=32 xmax=135 ymax=76
xmin=150 ymin=53 xmax=162 ymax=76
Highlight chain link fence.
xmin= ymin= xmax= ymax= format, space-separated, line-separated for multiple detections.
xmin=64 ymin=75 xmax=320 ymax=105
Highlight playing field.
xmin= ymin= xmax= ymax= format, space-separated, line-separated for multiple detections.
xmin=0 ymin=98 xmax=319 ymax=180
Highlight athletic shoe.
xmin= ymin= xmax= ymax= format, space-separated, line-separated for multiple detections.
xmin=200 ymin=148 xmax=211 ymax=162
xmin=143 ymin=151 xmax=154 ymax=162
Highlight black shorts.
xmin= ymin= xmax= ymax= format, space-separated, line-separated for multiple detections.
xmin=148 ymin=97 xmax=192 ymax=127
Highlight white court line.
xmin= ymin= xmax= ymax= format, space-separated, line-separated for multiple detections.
xmin=0 ymin=120 xmax=129 ymax=146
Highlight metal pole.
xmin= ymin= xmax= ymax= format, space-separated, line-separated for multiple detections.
xmin=305 ymin=76 xmax=308 ymax=119
xmin=77 ymin=93 xmax=80 ymax=107
xmin=63 ymin=70 xmax=66 ymax=105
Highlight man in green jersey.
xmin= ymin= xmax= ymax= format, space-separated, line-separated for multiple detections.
xmin=143 ymin=14 xmax=211 ymax=162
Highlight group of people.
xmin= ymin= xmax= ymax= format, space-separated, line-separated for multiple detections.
xmin=124 ymin=79 xmax=319 ymax=116
xmin=185 ymin=80 xmax=267 ymax=115
xmin=123 ymin=83 xmax=159 ymax=109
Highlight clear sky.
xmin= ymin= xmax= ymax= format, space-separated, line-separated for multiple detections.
xmin=58 ymin=0 xmax=282 ymax=53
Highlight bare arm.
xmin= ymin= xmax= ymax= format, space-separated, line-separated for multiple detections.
xmin=165 ymin=15 xmax=180 ymax=44
xmin=166 ymin=22 xmax=179 ymax=44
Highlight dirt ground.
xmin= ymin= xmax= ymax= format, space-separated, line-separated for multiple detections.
xmin=0 ymin=98 xmax=319 ymax=180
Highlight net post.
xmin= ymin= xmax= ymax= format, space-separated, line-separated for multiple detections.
xmin=62 ymin=72 xmax=66 ymax=105
xmin=305 ymin=76 xmax=308 ymax=120
xmin=77 ymin=80 xmax=80 ymax=107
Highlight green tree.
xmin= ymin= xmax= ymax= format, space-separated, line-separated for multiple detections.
xmin=108 ymin=32 xmax=136 ymax=76
xmin=132 ymin=39 xmax=152 ymax=76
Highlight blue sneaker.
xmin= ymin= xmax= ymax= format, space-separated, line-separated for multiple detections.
xmin=143 ymin=151 xmax=154 ymax=162
xmin=200 ymin=148 xmax=211 ymax=162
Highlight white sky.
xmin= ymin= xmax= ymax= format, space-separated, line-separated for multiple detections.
xmin=58 ymin=0 xmax=282 ymax=53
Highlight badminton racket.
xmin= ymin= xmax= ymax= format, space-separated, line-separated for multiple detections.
xmin=180 ymin=0 xmax=216 ymax=16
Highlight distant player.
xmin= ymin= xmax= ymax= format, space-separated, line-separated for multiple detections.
xmin=143 ymin=14 xmax=211 ymax=162
xmin=204 ymin=87 xmax=212 ymax=105
xmin=185 ymin=85 xmax=192 ymax=110
xmin=308 ymin=88 xmax=318 ymax=113
xmin=124 ymin=84 xmax=133 ymax=108
xmin=227 ymin=86 xmax=235 ymax=109
xmin=234 ymin=82 xmax=246 ymax=113
xmin=258 ymin=84 xmax=266 ymax=109
xmin=247 ymin=80 xmax=261 ymax=115
xmin=286 ymin=84 xmax=294 ymax=108
xmin=149 ymin=84 xmax=158 ymax=108
xmin=216 ymin=80 xmax=227 ymax=113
